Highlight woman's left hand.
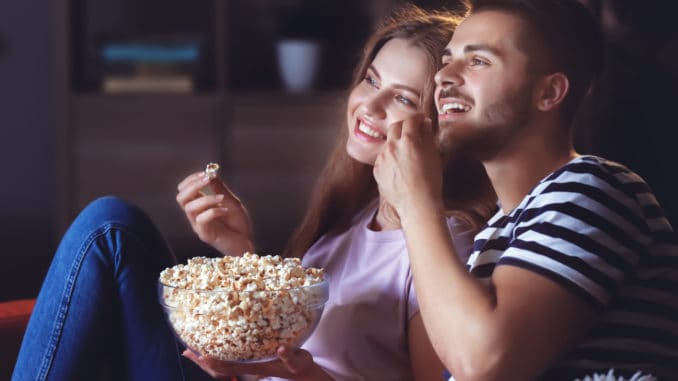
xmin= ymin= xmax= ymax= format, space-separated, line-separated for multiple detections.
xmin=373 ymin=115 xmax=444 ymax=222
xmin=183 ymin=346 xmax=334 ymax=381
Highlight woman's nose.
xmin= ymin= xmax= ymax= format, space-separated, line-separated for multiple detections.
xmin=360 ymin=92 xmax=387 ymax=119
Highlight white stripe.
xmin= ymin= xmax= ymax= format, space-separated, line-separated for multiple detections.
xmin=517 ymin=188 xmax=651 ymax=247
xmin=517 ymin=229 xmax=625 ymax=281
xmin=502 ymin=247 xmax=609 ymax=303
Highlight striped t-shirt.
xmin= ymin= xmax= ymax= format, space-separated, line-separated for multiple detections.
xmin=467 ymin=155 xmax=677 ymax=380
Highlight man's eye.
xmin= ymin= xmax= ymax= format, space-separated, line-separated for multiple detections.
xmin=395 ymin=94 xmax=415 ymax=106
xmin=470 ymin=58 xmax=488 ymax=66
xmin=365 ymin=75 xmax=379 ymax=88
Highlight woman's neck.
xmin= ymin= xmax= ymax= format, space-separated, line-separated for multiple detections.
xmin=370 ymin=199 xmax=402 ymax=231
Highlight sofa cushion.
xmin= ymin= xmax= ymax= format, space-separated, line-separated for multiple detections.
xmin=0 ymin=298 xmax=35 ymax=380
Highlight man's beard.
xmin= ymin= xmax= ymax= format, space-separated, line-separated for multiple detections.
xmin=437 ymin=86 xmax=533 ymax=162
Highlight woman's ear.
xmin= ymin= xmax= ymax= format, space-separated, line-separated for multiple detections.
xmin=535 ymin=72 xmax=569 ymax=112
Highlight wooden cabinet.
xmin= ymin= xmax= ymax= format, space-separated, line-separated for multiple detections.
xmin=64 ymin=93 xmax=343 ymax=257
xmin=55 ymin=0 xmax=412 ymax=258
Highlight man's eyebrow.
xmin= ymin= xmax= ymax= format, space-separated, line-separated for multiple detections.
xmin=464 ymin=44 xmax=501 ymax=57
xmin=442 ymin=44 xmax=502 ymax=58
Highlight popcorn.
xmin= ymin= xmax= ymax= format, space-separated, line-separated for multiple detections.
xmin=159 ymin=252 xmax=327 ymax=362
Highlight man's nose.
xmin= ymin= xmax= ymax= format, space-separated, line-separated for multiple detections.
xmin=435 ymin=62 xmax=463 ymax=88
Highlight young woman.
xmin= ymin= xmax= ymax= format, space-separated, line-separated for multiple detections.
xmin=12 ymin=6 xmax=495 ymax=381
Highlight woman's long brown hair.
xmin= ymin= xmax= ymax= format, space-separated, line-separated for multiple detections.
xmin=282 ymin=5 xmax=496 ymax=258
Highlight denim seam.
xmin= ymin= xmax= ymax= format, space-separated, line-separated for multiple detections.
xmin=36 ymin=223 xmax=122 ymax=380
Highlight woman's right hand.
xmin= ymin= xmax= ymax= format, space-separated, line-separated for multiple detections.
xmin=176 ymin=171 xmax=254 ymax=256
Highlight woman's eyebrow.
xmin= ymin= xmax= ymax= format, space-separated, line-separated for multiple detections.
xmin=392 ymin=83 xmax=421 ymax=97
xmin=368 ymin=65 xmax=381 ymax=79
xmin=369 ymin=64 xmax=421 ymax=97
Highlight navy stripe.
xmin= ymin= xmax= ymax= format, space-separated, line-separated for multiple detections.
xmin=472 ymin=238 xmax=487 ymax=252
xmin=490 ymin=214 xmax=511 ymax=228
xmin=510 ymin=239 xmax=619 ymax=294
xmin=478 ymin=236 xmax=510 ymax=252
xmin=523 ymin=222 xmax=634 ymax=273
xmin=613 ymin=295 xmax=678 ymax=317
xmin=655 ymin=230 xmax=678 ymax=244
xmin=497 ymin=258 xmax=601 ymax=307
xmin=588 ymin=322 xmax=678 ymax=347
xmin=643 ymin=204 xmax=665 ymax=219
xmin=568 ymin=346 xmax=676 ymax=366
xmin=516 ymin=202 xmax=646 ymax=260
xmin=541 ymin=181 xmax=648 ymax=235
xmin=470 ymin=263 xmax=495 ymax=278
xmin=560 ymin=160 xmax=650 ymax=205
xmin=631 ymin=278 xmax=678 ymax=294
xmin=644 ymin=253 xmax=678 ymax=267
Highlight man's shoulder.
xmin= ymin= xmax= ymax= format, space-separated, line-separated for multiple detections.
xmin=531 ymin=155 xmax=650 ymax=204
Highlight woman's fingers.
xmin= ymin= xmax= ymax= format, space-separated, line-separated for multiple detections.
xmin=184 ymin=194 xmax=225 ymax=219
xmin=177 ymin=171 xmax=204 ymax=192
xmin=176 ymin=174 xmax=211 ymax=207
xmin=277 ymin=346 xmax=313 ymax=376
xmin=195 ymin=207 xmax=231 ymax=228
xmin=182 ymin=350 xmax=234 ymax=380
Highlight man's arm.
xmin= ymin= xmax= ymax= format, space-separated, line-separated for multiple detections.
xmin=374 ymin=119 xmax=597 ymax=381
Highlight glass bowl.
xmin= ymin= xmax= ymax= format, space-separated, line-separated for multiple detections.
xmin=158 ymin=277 xmax=329 ymax=363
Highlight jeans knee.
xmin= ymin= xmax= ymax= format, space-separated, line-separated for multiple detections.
xmin=76 ymin=196 xmax=156 ymax=235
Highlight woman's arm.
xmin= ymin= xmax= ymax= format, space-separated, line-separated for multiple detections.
xmin=176 ymin=171 xmax=254 ymax=256
xmin=409 ymin=312 xmax=446 ymax=381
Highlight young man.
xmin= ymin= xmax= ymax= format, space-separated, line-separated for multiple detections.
xmin=373 ymin=1 xmax=678 ymax=380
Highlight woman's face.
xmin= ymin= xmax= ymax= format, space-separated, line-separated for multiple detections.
xmin=346 ymin=38 xmax=431 ymax=165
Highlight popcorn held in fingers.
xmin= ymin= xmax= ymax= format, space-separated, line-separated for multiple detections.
xmin=200 ymin=162 xmax=220 ymax=196
xmin=159 ymin=252 xmax=328 ymax=362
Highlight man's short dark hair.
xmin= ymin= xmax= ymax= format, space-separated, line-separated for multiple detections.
xmin=465 ymin=0 xmax=604 ymax=125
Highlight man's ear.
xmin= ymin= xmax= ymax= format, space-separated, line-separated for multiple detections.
xmin=535 ymin=72 xmax=569 ymax=111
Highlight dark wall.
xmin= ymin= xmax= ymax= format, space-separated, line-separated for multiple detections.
xmin=0 ymin=1 xmax=55 ymax=300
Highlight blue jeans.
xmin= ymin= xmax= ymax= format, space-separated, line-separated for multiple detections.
xmin=12 ymin=196 xmax=213 ymax=381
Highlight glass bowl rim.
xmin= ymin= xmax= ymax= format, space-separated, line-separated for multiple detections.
xmin=157 ymin=275 xmax=329 ymax=295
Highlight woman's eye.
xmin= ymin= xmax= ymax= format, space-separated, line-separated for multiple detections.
xmin=364 ymin=75 xmax=379 ymax=88
xmin=395 ymin=94 xmax=415 ymax=107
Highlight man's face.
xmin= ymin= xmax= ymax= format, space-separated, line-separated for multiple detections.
xmin=434 ymin=10 xmax=538 ymax=160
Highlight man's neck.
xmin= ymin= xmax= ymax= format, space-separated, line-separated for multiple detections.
xmin=483 ymin=123 xmax=576 ymax=214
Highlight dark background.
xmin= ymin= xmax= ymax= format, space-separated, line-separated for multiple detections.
xmin=1 ymin=0 xmax=677 ymax=302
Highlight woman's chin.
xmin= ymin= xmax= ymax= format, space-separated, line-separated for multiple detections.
xmin=346 ymin=147 xmax=377 ymax=166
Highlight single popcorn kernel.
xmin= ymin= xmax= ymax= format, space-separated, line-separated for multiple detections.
xmin=200 ymin=162 xmax=220 ymax=196
xmin=158 ymin=252 xmax=327 ymax=362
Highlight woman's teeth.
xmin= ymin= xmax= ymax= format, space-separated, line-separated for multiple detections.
xmin=358 ymin=123 xmax=385 ymax=139
xmin=441 ymin=103 xmax=471 ymax=113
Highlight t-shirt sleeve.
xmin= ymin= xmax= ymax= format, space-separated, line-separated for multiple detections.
xmin=407 ymin=276 xmax=419 ymax=320
xmin=497 ymin=165 xmax=651 ymax=306
xmin=447 ymin=216 xmax=478 ymax=263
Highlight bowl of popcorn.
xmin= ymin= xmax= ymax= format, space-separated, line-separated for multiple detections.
xmin=158 ymin=252 xmax=328 ymax=363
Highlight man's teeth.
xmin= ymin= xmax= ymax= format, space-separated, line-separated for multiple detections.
xmin=358 ymin=123 xmax=385 ymax=139
xmin=441 ymin=103 xmax=471 ymax=113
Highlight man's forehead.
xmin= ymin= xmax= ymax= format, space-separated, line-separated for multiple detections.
xmin=447 ymin=10 xmax=527 ymax=50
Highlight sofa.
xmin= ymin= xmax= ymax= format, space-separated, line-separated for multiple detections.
xmin=0 ymin=298 xmax=35 ymax=380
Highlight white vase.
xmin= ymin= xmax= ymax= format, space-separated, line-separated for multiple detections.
xmin=276 ymin=39 xmax=322 ymax=93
